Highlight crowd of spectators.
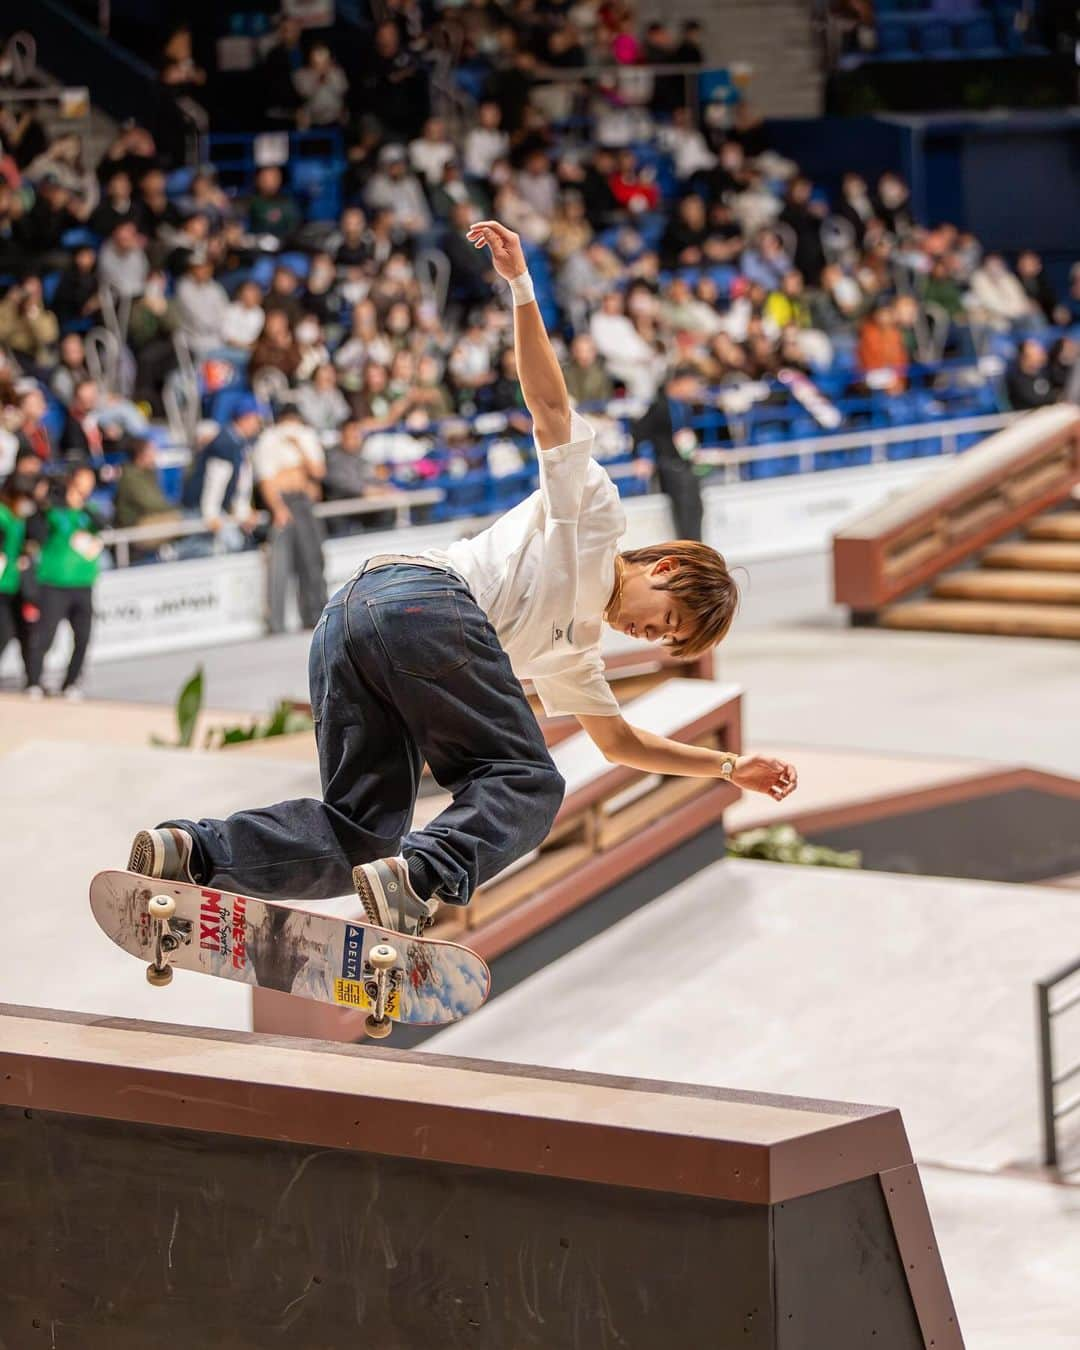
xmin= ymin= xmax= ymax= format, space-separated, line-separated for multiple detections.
xmin=2 ymin=4 xmax=1079 ymax=691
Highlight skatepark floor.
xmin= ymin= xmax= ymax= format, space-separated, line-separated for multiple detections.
xmin=429 ymin=857 xmax=1080 ymax=1350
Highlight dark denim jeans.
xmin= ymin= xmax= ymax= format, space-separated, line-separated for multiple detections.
xmin=168 ymin=563 xmax=565 ymax=904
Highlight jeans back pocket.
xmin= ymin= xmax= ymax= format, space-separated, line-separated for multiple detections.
xmin=368 ymin=590 xmax=470 ymax=680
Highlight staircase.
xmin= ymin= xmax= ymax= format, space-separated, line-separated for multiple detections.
xmin=640 ymin=0 xmax=825 ymax=118
xmin=882 ymin=506 xmax=1080 ymax=640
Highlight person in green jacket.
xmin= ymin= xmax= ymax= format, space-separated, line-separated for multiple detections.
xmin=0 ymin=471 xmax=42 ymax=687
xmin=24 ymin=465 xmax=104 ymax=699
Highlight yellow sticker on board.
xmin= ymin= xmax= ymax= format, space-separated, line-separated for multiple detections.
xmin=333 ymin=978 xmax=400 ymax=1018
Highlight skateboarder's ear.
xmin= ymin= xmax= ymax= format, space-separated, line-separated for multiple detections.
xmin=619 ymin=542 xmax=741 ymax=659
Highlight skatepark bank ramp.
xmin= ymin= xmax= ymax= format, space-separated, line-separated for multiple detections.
xmin=0 ymin=1005 xmax=962 ymax=1348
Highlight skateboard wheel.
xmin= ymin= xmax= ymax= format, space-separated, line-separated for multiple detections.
xmin=146 ymin=963 xmax=173 ymax=987
xmin=365 ymin=1015 xmax=393 ymax=1040
xmin=148 ymin=895 xmax=176 ymax=920
xmin=369 ymin=943 xmax=397 ymax=971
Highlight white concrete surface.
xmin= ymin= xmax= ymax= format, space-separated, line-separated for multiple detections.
xmin=0 ymin=741 xmax=321 ymax=1030
xmin=429 ymin=858 xmax=1080 ymax=1173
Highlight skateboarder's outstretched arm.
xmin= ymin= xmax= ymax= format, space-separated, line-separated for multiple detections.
xmin=466 ymin=220 xmax=572 ymax=451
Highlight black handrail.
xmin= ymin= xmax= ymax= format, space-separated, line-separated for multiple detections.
xmin=1036 ymin=953 xmax=1080 ymax=1168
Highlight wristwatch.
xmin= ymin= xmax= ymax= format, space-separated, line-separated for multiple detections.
xmin=719 ymin=755 xmax=737 ymax=779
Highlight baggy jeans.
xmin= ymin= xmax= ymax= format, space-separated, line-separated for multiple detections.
xmin=166 ymin=563 xmax=566 ymax=904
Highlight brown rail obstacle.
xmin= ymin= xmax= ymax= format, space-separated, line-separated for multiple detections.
xmin=0 ymin=1004 xmax=962 ymax=1348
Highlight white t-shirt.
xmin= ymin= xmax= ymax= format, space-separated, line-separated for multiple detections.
xmin=252 ymin=423 xmax=326 ymax=483
xmin=418 ymin=412 xmax=624 ymax=719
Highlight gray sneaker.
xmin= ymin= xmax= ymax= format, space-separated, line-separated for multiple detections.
xmin=353 ymin=857 xmax=440 ymax=936
xmin=128 ymin=827 xmax=197 ymax=883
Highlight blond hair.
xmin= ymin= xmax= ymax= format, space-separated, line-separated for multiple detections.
xmin=618 ymin=540 xmax=740 ymax=658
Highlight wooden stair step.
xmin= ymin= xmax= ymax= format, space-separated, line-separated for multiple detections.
xmin=933 ymin=570 xmax=1080 ymax=604
xmin=881 ymin=600 xmax=1080 ymax=639
xmin=981 ymin=541 xmax=1080 ymax=572
xmin=1026 ymin=512 xmax=1080 ymax=542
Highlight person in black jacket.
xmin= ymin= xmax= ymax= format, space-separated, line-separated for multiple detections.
xmin=631 ymin=366 xmax=707 ymax=541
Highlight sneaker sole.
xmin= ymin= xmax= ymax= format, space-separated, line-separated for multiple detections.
xmin=128 ymin=829 xmax=162 ymax=877
xmin=352 ymin=865 xmax=393 ymax=929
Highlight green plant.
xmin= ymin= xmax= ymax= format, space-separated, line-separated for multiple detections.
xmin=151 ymin=666 xmax=205 ymax=748
xmin=726 ymin=825 xmax=861 ymax=869
xmin=152 ymin=667 xmax=313 ymax=749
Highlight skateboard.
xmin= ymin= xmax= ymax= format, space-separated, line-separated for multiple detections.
xmin=89 ymin=870 xmax=490 ymax=1038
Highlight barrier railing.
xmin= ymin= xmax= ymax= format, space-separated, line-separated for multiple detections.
xmin=101 ymin=489 xmax=445 ymax=568
xmin=1037 ymin=953 xmax=1080 ymax=1168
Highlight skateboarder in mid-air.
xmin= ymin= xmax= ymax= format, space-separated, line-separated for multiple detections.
xmin=129 ymin=221 xmax=797 ymax=935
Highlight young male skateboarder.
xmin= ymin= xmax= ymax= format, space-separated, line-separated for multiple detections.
xmin=129 ymin=221 xmax=797 ymax=935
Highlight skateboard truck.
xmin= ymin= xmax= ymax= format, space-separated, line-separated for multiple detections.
xmin=146 ymin=894 xmax=178 ymax=987
xmin=364 ymin=943 xmax=398 ymax=1039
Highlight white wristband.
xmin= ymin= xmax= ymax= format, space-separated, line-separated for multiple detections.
xmin=508 ymin=271 xmax=535 ymax=307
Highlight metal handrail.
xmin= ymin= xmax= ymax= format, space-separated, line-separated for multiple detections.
xmin=101 ymin=489 xmax=446 ymax=568
xmin=1037 ymin=953 xmax=1080 ymax=1168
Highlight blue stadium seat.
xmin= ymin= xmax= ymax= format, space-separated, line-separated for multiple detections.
xmin=954 ymin=17 xmax=1000 ymax=52
xmin=59 ymin=227 xmax=101 ymax=250
xmin=876 ymin=23 xmax=915 ymax=55
xmin=916 ymin=20 xmax=955 ymax=54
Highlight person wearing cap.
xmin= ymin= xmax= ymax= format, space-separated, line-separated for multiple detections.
xmin=181 ymin=396 xmax=263 ymax=550
xmin=128 ymin=218 xmax=798 ymax=936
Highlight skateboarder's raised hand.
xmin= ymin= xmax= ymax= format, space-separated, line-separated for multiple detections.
xmin=466 ymin=219 xmax=527 ymax=283
xmin=466 ymin=219 xmax=571 ymax=450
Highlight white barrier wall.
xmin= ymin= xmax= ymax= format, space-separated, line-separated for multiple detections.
xmin=1 ymin=458 xmax=943 ymax=678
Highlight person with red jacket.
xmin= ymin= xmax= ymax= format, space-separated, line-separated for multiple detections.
xmin=608 ymin=150 xmax=660 ymax=214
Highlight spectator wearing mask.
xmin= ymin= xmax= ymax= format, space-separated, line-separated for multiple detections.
xmin=562 ymin=333 xmax=614 ymax=407
xmin=872 ymin=173 xmax=914 ymax=237
xmin=24 ymin=464 xmax=104 ymax=699
xmin=221 ymin=280 xmax=266 ymax=351
xmin=252 ymin=405 xmax=328 ymax=632
xmin=295 ymin=362 xmax=351 ymax=434
xmin=52 ymin=245 xmax=101 ymax=329
xmin=98 ymin=220 xmax=150 ymax=300
xmin=182 ymin=397 xmax=264 ymax=545
xmin=1006 ymin=340 xmax=1056 ymax=411
xmin=176 ymin=253 xmax=229 ymax=356
xmin=0 ymin=276 xmax=59 ymax=365
xmin=631 ymin=366 xmax=707 ymax=540
xmin=248 ymin=166 xmax=302 ymax=242
xmin=293 ymin=42 xmax=349 ymax=128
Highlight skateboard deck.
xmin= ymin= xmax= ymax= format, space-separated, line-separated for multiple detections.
xmin=89 ymin=870 xmax=490 ymax=1032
